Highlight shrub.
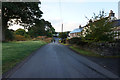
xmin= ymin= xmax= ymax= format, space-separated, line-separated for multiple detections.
xmin=37 ymin=36 xmax=46 ymax=40
xmin=68 ymin=37 xmax=80 ymax=44
xmin=44 ymin=37 xmax=52 ymax=43
xmin=14 ymin=35 xmax=26 ymax=41
xmin=24 ymin=34 xmax=31 ymax=40
xmin=15 ymin=28 xmax=26 ymax=36
xmin=68 ymin=37 xmax=88 ymax=46
xmin=5 ymin=29 xmax=14 ymax=41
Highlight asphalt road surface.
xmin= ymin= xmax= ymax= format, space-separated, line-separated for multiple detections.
xmin=9 ymin=38 xmax=119 ymax=78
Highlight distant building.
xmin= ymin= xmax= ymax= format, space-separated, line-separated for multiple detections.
xmin=69 ymin=25 xmax=83 ymax=39
xmin=118 ymin=1 xmax=120 ymax=19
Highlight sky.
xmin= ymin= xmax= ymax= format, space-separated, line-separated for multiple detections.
xmin=9 ymin=0 xmax=120 ymax=32
xmin=40 ymin=0 xmax=119 ymax=32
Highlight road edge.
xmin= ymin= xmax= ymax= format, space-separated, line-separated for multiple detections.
xmin=61 ymin=44 xmax=120 ymax=78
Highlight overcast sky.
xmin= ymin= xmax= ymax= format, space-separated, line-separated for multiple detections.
xmin=40 ymin=0 xmax=119 ymax=32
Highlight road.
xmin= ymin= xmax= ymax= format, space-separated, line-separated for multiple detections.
xmin=9 ymin=38 xmax=119 ymax=78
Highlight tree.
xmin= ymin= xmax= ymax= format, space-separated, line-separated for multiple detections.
xmin=2 ymin=2 xmax=43 ymax=41
xmin=5 ymin=29 xmax=14 ymax=41
xmin=59 ymin=32 xmax=68 ymax=43
xmin=28 ymin=19 xmax=46 ymax=38
xmin=45 ymin=21 xmax=55 ymax=37
xmin=59 ymin=32 xmax=68 ymax=39
xmin=28 ymin=19 xmax=55 ymax=38
xmin=15 ymin=28 xmax=26 ymax=36
xmin=84 ymin=10 xmax=114 ymax=42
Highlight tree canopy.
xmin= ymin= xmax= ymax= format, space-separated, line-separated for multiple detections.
xmin=2 ymin=2 xmax=43 ymax=29
xmin=2 ymin=2 xmax=55 ymax=41
xmin=15 ymin=28 xmax=26 ymax=36
xmin=83 ymin=10 xmax=114 ymax=42
xmin=28 ymin=19 xmax=55 ymax=38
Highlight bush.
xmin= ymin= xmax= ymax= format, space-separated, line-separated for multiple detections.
xmin=68 ymin=37 xmax=79 ymax=44
xmin=68 ymin=37 xmax=88 ymax=46
xmin=5 ymin=29 xmax=14 ymax=41
xmin=44 ymin=37 xmax=52 ymax=43
xmin=24 ymin=34 xmax=31 ymax=40
xmin=14 ymin=35 xmax=26 ymax=41
xmin=32 ymin=36 xmax=52 ymax=43
xmin=15 ymin=28 xmax=26 ymax=36
xmin=59 ymin=32 xmax=68 ymax=39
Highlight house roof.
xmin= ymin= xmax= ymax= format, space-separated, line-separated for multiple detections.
xmin=113 ymin=19 xmax=120 ymax=27
xmin=70 ymin=28 xmax=83 ymax=34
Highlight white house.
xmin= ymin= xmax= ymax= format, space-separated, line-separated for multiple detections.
xmin=69 ymin=25 xmax=83 ymax=39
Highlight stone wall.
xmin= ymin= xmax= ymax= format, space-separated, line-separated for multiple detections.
xmin=83 ymin=42 xmax=120 ymax=56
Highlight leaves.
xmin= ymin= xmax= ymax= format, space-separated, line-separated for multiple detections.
xmin=28 ymin=19 xmax=55 ymax=38
xmin=2 ymin=2 xmax=44 ymax=41
xmin=84 ymin=10 xmax=114 ymax=42
xmin=2 ymin=2 xmax=43 ymax=29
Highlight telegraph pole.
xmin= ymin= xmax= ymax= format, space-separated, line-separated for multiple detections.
xmin=61 ymin=23 xmax=63 ymax=32
xmin=61 ymin=23 xmax=63 ymax=43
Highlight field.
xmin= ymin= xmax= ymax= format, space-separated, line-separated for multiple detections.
xmin=2 ymin=41 xmax=47 ymax=73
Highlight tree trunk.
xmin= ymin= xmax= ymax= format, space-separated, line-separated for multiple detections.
xmin=2 ymin=30 xmax=5 ymax=41
xmin=2 ymin=17 xmax=9 ymax=41
xmin=0 ymin=26 xmax=3 ymax=42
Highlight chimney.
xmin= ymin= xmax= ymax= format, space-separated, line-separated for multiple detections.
xmin=109 ymin=10 xmax=115 ymax=17
xmin=89 ymin=19 xmax=92 ymax=23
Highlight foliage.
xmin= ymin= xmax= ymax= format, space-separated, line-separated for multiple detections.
xmin=14 ymin=35 xmax=26 ymax=41
xmin=46 ymin=27 xmax=55 ymax=37
xmin=32 ymin=36 xmax=52 ymax=43
xmin=28 ymin=19 xmax=55 ymax=38
xmin=5 ymin=29 xmax=14 ymax=41
xmin=24 ymin=33 xmax=31 ymax=39
xmin=84 ymin=10 xmax=114 ymax=42
xmin=59 ymin=32 xmax=70 ymax=43
xmin=2 ymin=2 xmax=55 ymax=41
xmin=68 ymin=37 xmax=88 ymax=45
xmin=2 ymin=2 xmax=43 ymax=29
xmin=15 ymin=28 xmax=26 ymax=36
xmin=36 ymin=36 xmax=46 ymax=40
xmin=59 ymin=32 xmax=68 ymax=39
xmin=2 ymin=2 xmax=43 ymax=41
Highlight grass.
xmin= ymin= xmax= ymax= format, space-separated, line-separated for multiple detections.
xmin=70 ymin=46 xmax=103 ymax=57
xmin=2 ymin=41 xmax=47 ymax=73
xmin=60 ymin=43 xmax=70 ymax=46
xmin=69 ymin=46 xmax=120 ymax=58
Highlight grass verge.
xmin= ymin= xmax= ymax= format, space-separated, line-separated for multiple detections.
xmin=69 ymin=46 xmax=102 ymax=57
xmin=69 ymin=46 xmax=120 ymax=58
xmin=60 ymin=43 xmax=70 ymax=46
xmin=2 ymin=41 xmax=47 ymax=73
